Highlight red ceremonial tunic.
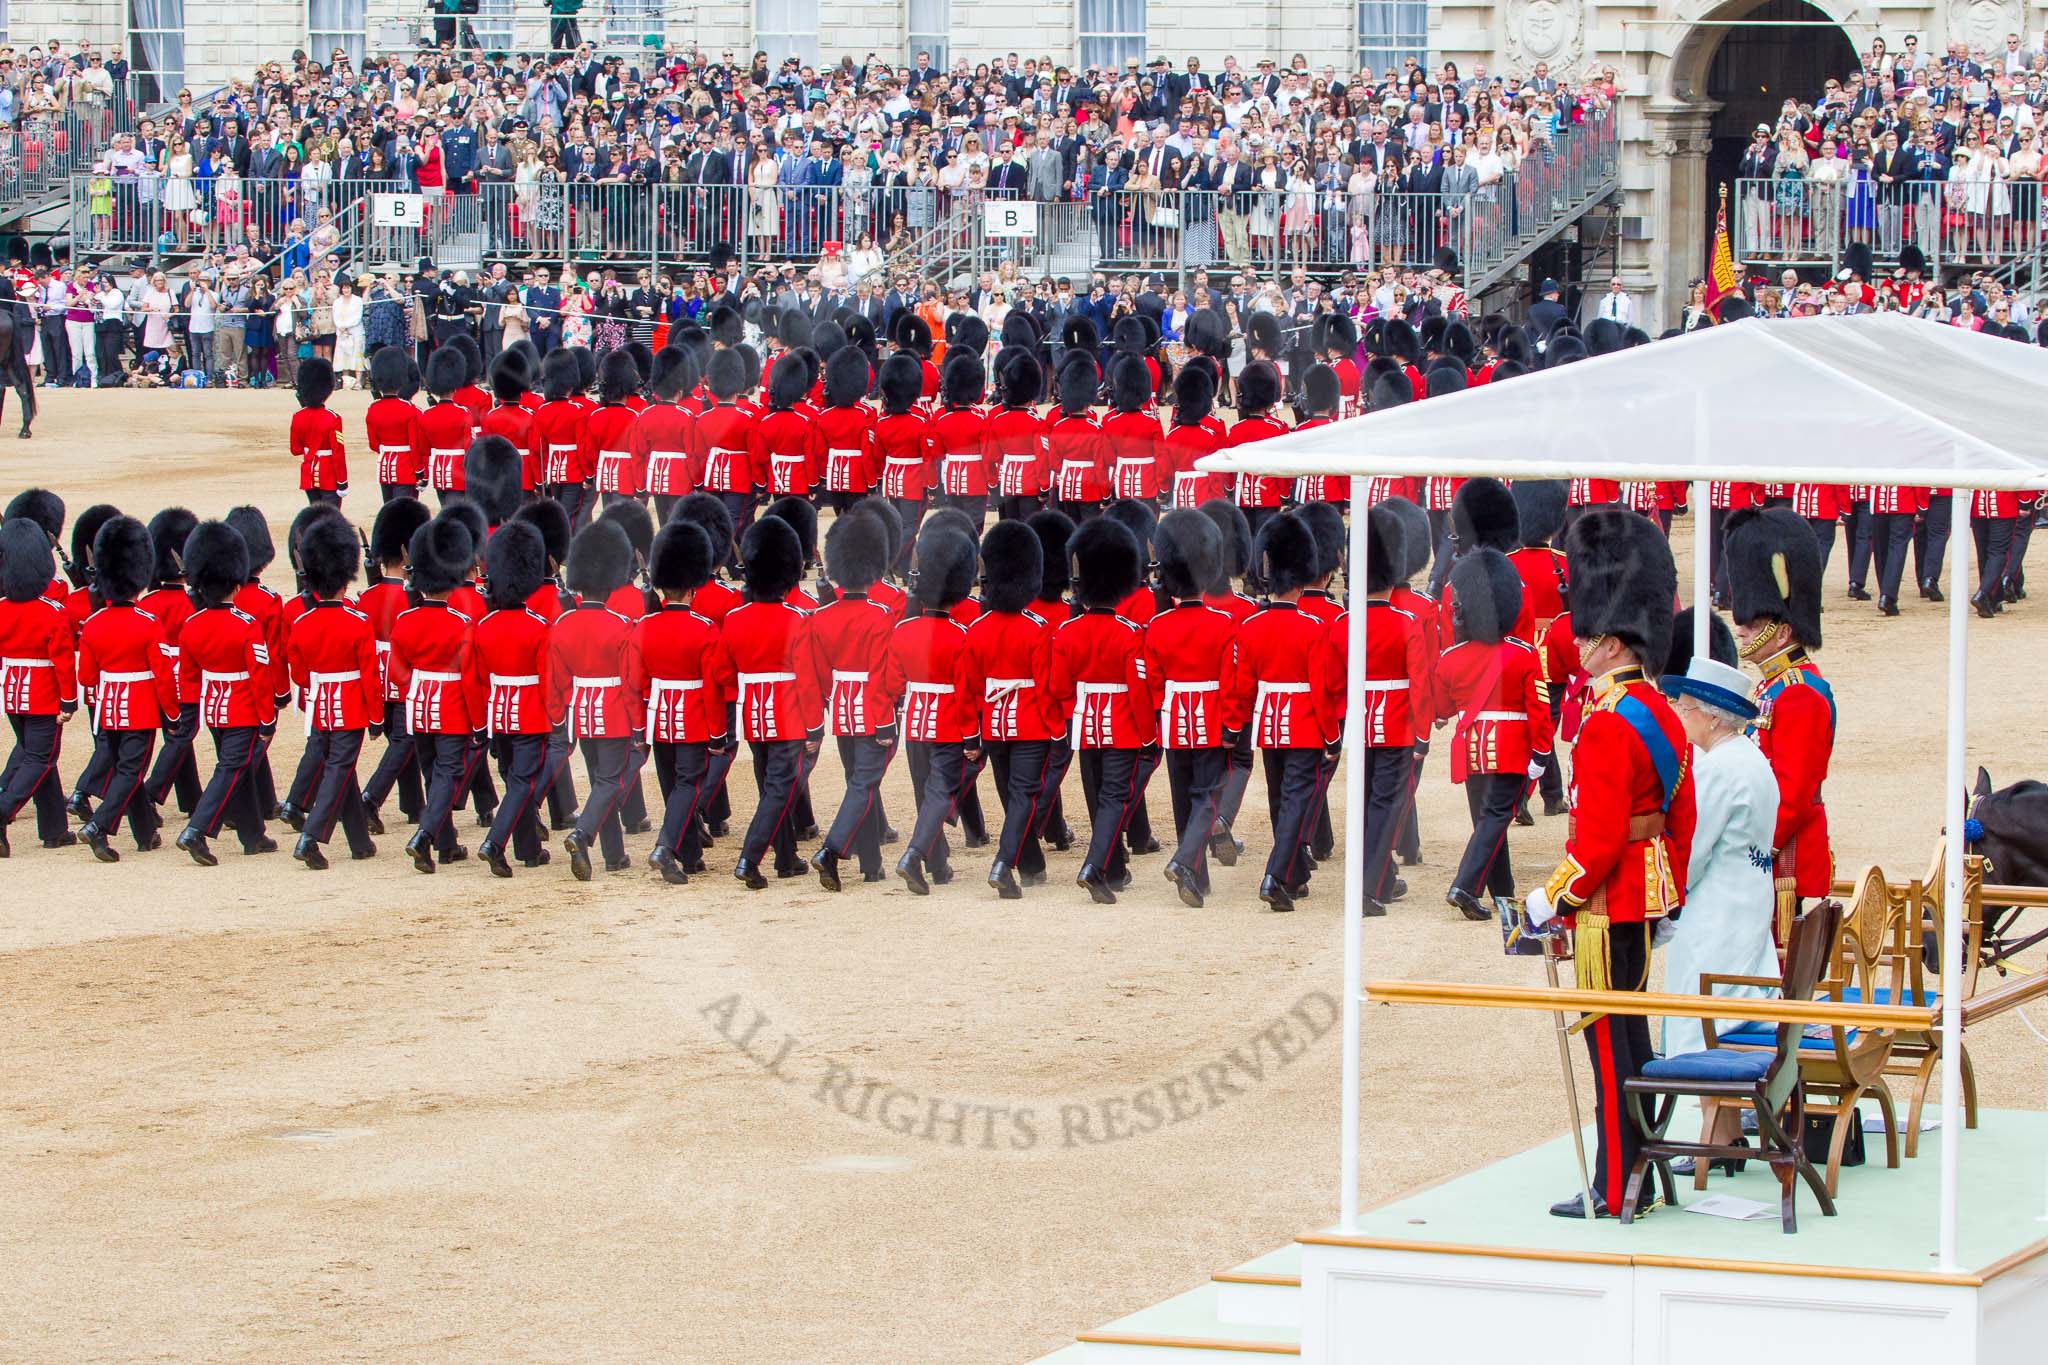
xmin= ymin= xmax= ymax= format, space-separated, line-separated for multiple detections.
xmin=364 ymin=395 xmax=425 ymax=487
xmin=932 ymin=403 xmax=991 ymax=498
xmin=1228 ymin=414 xmax=1291 ymax=508
xmin=470 ymin=605 xmax=559 ymax=735
xmin=1754 ymin=647 xmax=1834 ymax=898
xmin=1164 ymin=417 xmax=1228 ymax=508
xmin=959 ymin=608 xmax=1056 ymax=742
xmin=807 ymin=590 xmax=899 ymax=735
xmin=1047 ymin=411 xmax=1108 ymax=503
xmin=1142 ymin=599 xmax=1237 ymax=749
xmin=586 ymin=401 xmax=644 ymax=496
xmin=1789 ymin=483 xmax=1847 ymax=520
xmin=708 ymin=599 xmax=821 ymax=741
xmin=1318 ymin=600 xmax=1429 ymax=747
xmin=286 ymin=599 xmax=384 ymax=730
xmin=232 ymin=582 xmax=291 ymax=706
xmin=873 ymin=410 xmax=938 ymax=501
xmin=453 ymin=382 xmax=490 ymax=435
xmin=1429 ymin=637 xmax=1552 ymax=781
xmin=1708 ymin=481 xmax=1760 ymax=511
xmin=291 ymin=405 xmax=348 ymax=491
xmin=0 ymin=594 xmax=78 ymax=713
xmin=695 ymin=403 xmax=754 ymax=494
xmin=481 ymin=401 xmax=539 ymax=490
xmin=630 ymin=602 xmax=726 ymax=743
xmin=355 ymin=579 xmax=408 ymax=701
xmin=1101 ymin=408 xmax=1165 ymax=501
xmin=751 ymin=405 xmax=822 ymax=497
xmin=139 ymin=586 xmax=196 ymax=701
xmin=78 ymin=602 xmax=177 ymax=730
xmin=629 ymin=399 xmax=702 ymax=498
xmin=986 ymin=404 xmax=1049 ymax=498
xmin=546 ymin=602 xmax=645 ymax=738
xmin=817 ymin=402 xmax=879 ymax=494
xmin=1291 ymin=416 xmax=1349 ymax=503
xmin=1225 ymin=600 xmax=1333 ymax=748
xmin=880 ymin=610 xmax=974 ymax=742
xmin=388 ymin=599 xmax=483 ymax=734
xmin=530 ymin=398 xmax=592 ymax=486
xmin=419 ymin=398 xmax=473 ymax=492
xmin=177 ymin=605 xmax=276 ymax=727
xmin=1049 ymin=606 xmax=1154 ymax=748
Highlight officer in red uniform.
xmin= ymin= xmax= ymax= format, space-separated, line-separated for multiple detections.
xmin=750 ymin=352 xmax=822 ymax=507
xmin=620 ymin=348 xmax=694 ymax=526
xmin=529 ymin=347 xmax=594 ymax=530
xmin=1145 ymin=510 xmax=1237 ymax=908
xmin=1227 ymin=359 xmax=1290 ymax=538
xmin=0 ymin=517 xmax=76 ymax=853
xmin=1025 ymin=508 xmax=1077 ymax=854
xmin=1193 ymin=498 xmax=1256 ymax=864
xmin=387 ymin=513 xmax=487 ymax=872
xmin=448 ymin=334 xmax=491 ymax=435
xmin=807 ymin=508 xmax=899 ymax=891
xmin=1509 ymin=479 xmax=1572 ymax=818
xmin=420 ymin=346 xmax=475 ymax=506
xmin=987 ymin=348 xmax=1048 ymax=524
xmin=364 ymin=346 xmax=425 ymax=504
xmin=1050 ymin=516 xmax=1157 ymax=904
xmin=1163 ymin=364 xmax=1227 ymax=510
xmin=1290 ymin=364 xmax=1346 ymax=506
xmin=472 ymin=520 xmax=570 ymax=876
xmin=57 ymin=502 xmax=122 ymax=821
xmin=707 ymin=515 xmax=822 ymax=887
xmin=872 ymin=352 xmax=936 ymax=572
xmin=290 ymin=357 xmax=348 ymax=506
xmin=1047 ymin=356 xmax=1107 ymax=526
xmin=694 ymin=349 xmax=756 ymax=561
xmin=960 ymin=520 xmax=1057 ymax=899
xmin=1524 ymin=507 xmax=1695 ymax=1219
xmin=172 ymin=520 xmax=278 ymax=865
xmin=352 ymin=497 xmax=430 ymax=835
xmin=73 ymin=515 xmax=175 ymax=859
xmin=1318 ymin=313 xmax=1362 ymax=418
xmin=287 ymin=514 xmax=383 ymax=869
xmin=816 ymin=347 xmax=877 ymax=516
xmin=882 ymin=526 xmax=978 ymax=894
xmin=1101 ymin=354 xmax=1164 ymax=505
xmin=932 ymin=350 xmax=992 ymax=529
xmin=224 ymin=506 xmax=291 ymax=823
xmin=139 ymin=507 xmax=201 ymax=817
xmin=482 ymin=353 xmax=539 ymax=495
xmin=552 ymin=521 xmax=647 ymax=880
xmin=1727 ymin=507 xmax=1834 ymax=927
xmin=631 ymin=519 xmax=727 ymax=884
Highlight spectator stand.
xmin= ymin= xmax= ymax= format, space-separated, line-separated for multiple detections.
xmin=2 ymin=76 xmax=142 ymax=230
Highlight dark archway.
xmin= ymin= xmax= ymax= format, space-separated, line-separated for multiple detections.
xmin=1701 ymin=0 xmax=1859 ymax=244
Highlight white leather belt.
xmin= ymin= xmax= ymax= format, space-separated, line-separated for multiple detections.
xmin=1072 ymin=680 xmax=1127 ymax=744
xmin=99 ymin=669 xmax=153 ymax=682
xmin=1061 ymin=459 xmax=1091 ymax=469
xmin=572 ymin=675 xmax=621 ymax=688
xmin=1002 ymin=452 xmax=1033 ymax=462
xmin=1 ymin=657 xmax=52 ymax=667
xmin=984 ymin=677 xmax=1033 ymax=697
xmin=905 ymin=682 xmax=955 ymax=694
xmin=597 ymin=450 xmax=630 ymax=466
xmin=309 ymin=670 xmax=361 ymax=685
xmin=410 ymin=669 xmax=461 ymax=689
xmin=489 ymin=674 xmax=539 ymax=687
xmin=202 ymin=670 xmax=249 ymax=683
xmin=738 ymin=672 xmax=795 ymax=685
xmin=944 ymin=453 xmax=977 ymax=464
xmin=160 ymin=644 xmax=180 ymax=658
xmin=648 ymin=447 xmax=686 ymax=467
xmin=1164 ymin=679 xmax=1218 ymax=693
xmin=647 ymin=677 xmax=703 ymax=740
xmin=1471 ymin=710 xmax=1525 ymax=722
xmin=1363 ymin=680 xmax=1409 ymax=691
xmin=1256 ymin=681 xmax=1309 ymax=695
xmin=886 ymin=455 xmax=921 ymax=464
xmin=828 ymin=446 xmax=861 ymax=459
xmin=832 ymin=670 xmax=869 ymax=683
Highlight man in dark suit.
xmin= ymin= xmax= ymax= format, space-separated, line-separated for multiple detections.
xmin=1526 ymin=278 xmax=1567 ymax=340
xmin=1209 ymin=142 xmax=1254 ymax=263
xmin=526 ymin=273 xmax=561 ymax=354
xmin=1167 ymin=57 xmax=1211 ymax=107
xmin=210 ymin=119 xmax=252 ymax=176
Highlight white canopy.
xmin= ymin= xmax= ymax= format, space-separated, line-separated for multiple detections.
xmin=1197 ymin=312 xmax=2048 ymax=490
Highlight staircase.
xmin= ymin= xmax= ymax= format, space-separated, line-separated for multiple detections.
xmin=1456 ymin=111 xmax=1622 ymax=301
xmin=1028 ymin=1242 xmax=1303 ymax=1363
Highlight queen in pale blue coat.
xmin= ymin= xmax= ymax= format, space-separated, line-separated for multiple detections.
xmin=1658 ymin=654 xmax=1782 ymax=1060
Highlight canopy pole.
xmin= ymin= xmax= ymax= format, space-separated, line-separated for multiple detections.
xmin=1939 ymin=485 xmax=1969 ymax=1271
xmin=1691 ymin=479 xmax=1711 ymax=656
xmin=1338 ymin=504 xmax=1370 ymax=1230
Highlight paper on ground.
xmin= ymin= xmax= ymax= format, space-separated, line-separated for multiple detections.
xmin=1685 ymin=1194 xmax=1778 ymax=1222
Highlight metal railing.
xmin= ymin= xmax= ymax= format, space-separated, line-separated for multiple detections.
xmin=0 ymin=78 xmax=142 ymax=218
xmin=386 ymin=0 xmax=677 ymax=58
xmin=1730 ymin=172 xmax=2048 ymax=279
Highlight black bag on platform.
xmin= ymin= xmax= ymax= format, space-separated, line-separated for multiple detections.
xmin=1803 ymin=1113 xmax=1865 ymax=1169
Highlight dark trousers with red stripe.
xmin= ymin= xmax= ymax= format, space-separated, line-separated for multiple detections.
xmin=1261 ymin=746 xmax=1326 ymax=886
xmin=146 ymin=702 xmax=202 ymax=812
xmin=1396 ymin=739 xmax=1429 ymax=863
xmin=742 ymin=738 xmax=805 ymax=871
xmin=304 ymin=727 xmax=373 ymax=854
xmin=905 ymin=739 xmax=968 ymax=872
xmin=573 ymin=736 xmax=646 ymax=866
xmin=1080 ymin=745 xmax=1155 ymax=879
xmin=945 ymin=493 xmax=988 ymax=529
xmin=997 ymin=494 xmax=1042 ymax=523
xmin=71 ymin=723 xmax=115 ymax=803
xmin=414 ymin=729 xmax=486 ymax=854
xmin=823 ymin=734 xmax=892 ymax=875
xmin=1 ymin=713 xmax=66 ymax=841
xmin=84 ymin=728 xmax=159 ymax=843
xmin=653 ymin=740 xmax=715 ymax=863
xmin=1216 ymin=727 xmax=1255 ymax=832
xmin=188 ymin=725 xmax=268 ymax=849
xmin=1165 ymin=746 xmax=1226 ymax=891
xmin=1454 ymin=772 xmax=1523 ymax=899
xmin=486 ymin=729 xmax=571 ymax=861
xmin=988 ymin=738 xmax=1054 ymax=876
xmin=362 ymin=705 xmax=423 ymax=819
xmin=1583 ymin=921 xmax=1653 ymax=1208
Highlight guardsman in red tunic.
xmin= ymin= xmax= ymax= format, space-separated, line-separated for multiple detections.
xmin=1379 ymin=497 xmax=1440 ymax=867
xmin=960 ymin=520 xmax=1057 ymax=898
xmin=1101 ymin=354 xmax=1165 ymax=506
xmin=1049 ymin=516 xmax=1157 ymax=904
xmin=388 ymin=514 xmax=487 ymax=872
xmin=1227 ymin=359 xmax=1290 ymax=539
xmin=632 ymin=519 xmax=728 ymax=884
xmin=472 ymin=520 xmax=571 ymax=876
xmin=1431 ymin=548 xmax=1553 ymax=922
xmin=879 ymin=526 xmax=977 ymax=894
xmin=896 ymin=313 xmax=940 ymax=404
xmin=1195 ymin=498 xmax=1257 ymax=863
xmin=1509 ymin=480 xmax=1572 ymax=818
xmin=1851 ymin=483 xmax=1925 ymax=616
xmin=816 ymin=347 xmax=878 ymax=515
xmin=353 ymin=498 xmax=430 ymax=835
xmin=694 ymin=349 xmax=757 ymax=560
xmin=290 ymin=358 xmax=348 ymax=506
xmin=629 ymin=347 xmax=701 ymax=526
xmin=1025 ymin=508 xmax=1078 ymax=852
xmin=1786 ymin=482 xmax=1847 ymax=579
xmin=1727 ymin=507 xmax=1834 ymax=928
xmin=805 ymin=508 xmax=899 ymax=890
xmin=0 ymin=518 xmax=77 ymax=853
xmin=1966 ymin=485 xmax=2022 ymax=617
xmin=1357 ymin=368 xmax=1418 ymax=508
xmin=552 ymin=521 xmax=648 ymax=880
xmin=932 ymin=350 xmax=992 ymax=529
xmin=364 ymin=346 xmax=425 ymax=503
xmin=1524 ymin=507 xmax=1695 ymax=1219
xmin=139 ymin=508 xmax=201 ymax=816
xmin=448 ymin=334 xmax=491 ymax=435
xmin=586 ymin=351 xmax=647 ymax=510
xmin=286 ymin=516 xmax=382 ymax=868
xmin=873 ymin=352 xmax=937 ymax=572
xmin=172 ymin=521 xmax=278 ymax=865
xmin=512 ymin=498 xmax=583 ymax=833
xmin=987 ymin=348 xmax=1049 ymax=523
xmin=706 ymin=515 xmax=823 ymax=887
xmin=482 ymin=354 xmax=539 ymax=494
xmin=1318 ymin=313 xmax=1362 ymax=418
xmin=1145 ymin=510 xmax=1239 ymax=908
xmin=74 ymin=515 xmax=176 ymax=859
xmin=529 ymin=347 xmax=594 ymax=530
xmin=221 ymin=506 xmax=292 ymax=823
xmin=420 ymin=346 xmax=475 ymax=506
xmin=1164 ymin=363 xmax=1228 ymax=510
xmin=1705 ymin=480 xmax=1760 ymax=607
xmin=1294 ymin=501 xmax=1349 ymax=860
xmin=751 ymin=353 xmax=823 ymax=505
xmin=58 ymin=502 xmax=122 ymax=821
xmin=1223 ymin=512 xmax=1338 ymax=912
xmin=1291 ymin=364 xmax=1347 ymax=505
xmin=1047 ymin=356 xmax=1108 ymax=526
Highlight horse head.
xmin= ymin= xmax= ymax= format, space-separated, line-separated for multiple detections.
xmin=1966 ymin=766 xmax=2048 ymax=888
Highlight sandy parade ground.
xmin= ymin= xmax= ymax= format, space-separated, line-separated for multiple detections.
xmin=1 ymin=386 xmax=2045 ymax=1362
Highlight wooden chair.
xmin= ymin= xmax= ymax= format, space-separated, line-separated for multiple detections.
xmin=1790 ymin=867 xmax=1906 ymax=1192
xmin=1620 ymin=900 xmax=1842 ymax=1234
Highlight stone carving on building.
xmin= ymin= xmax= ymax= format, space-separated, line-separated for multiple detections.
xmin=1951 ymin=0 xmax=2019 ymax=55
xmin=1506 ymin=0 xmax=1586 ymax=72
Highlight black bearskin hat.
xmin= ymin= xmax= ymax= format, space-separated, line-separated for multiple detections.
xmin=920 ymin=506 xmax=979 ymax=550
xmin=183 ymin=519 xmax=249 ymax=608
xmin=1666 ymin=607 xmax=1739 ymax=677
xmin=1726 ymin=506 xmax=1823 ymax=649
xmin=768 ymin=351 xmax=810 ymax=409
xmin=824 ymin=503 xmax=891 ymax=592
xmin=706 ymin=347 xmax=750 ymax=401
xmin=765 ymin=495 xmax=817 ymax=564
xmin=450 ymin=332 xmax=485 ymax=385
xmin=514 ymin=497 xmax=572 ymax=569
xmin=1071 ymin=515 xmax=1141 ymax=609
xmin=811 ymin=319 xmax=848 ymax=362
xmin=1370 ymin=369 xmax=1412 ymax=412
xmin=1512 ymin=480 xmax=1568 ymax=548
xmin=1000 ymin=309 xmax=1041 ymax=355
xmin=1427 ymin=361 xmax=1468 ymax=398
xmin=147 ymin=508 xmax=197 ymax=584
xmin=1316 ymin=312 xmax=1359 ymax=356
xmin=572 ymin=342 xmax=599 ymax=393
xmin=442 ymin=502 xmax=487 ymax=566
xmin=69 ymin=503 xmax=121 ymax=584
xmin=1451 ymin=477 xmax=1518 ymax=555
xmin=877 ymin=352 xmax=922 ymax=414
xmin=780 ymin=307 xmax=814 ymax=353
xmin=1364 ymin=502 xmax=1403 ymax=595
xmin=1255 ymin=511 xmax=1319 ymax=596
xmin=1565 ymin=506 xmax=1677 ymax=666
xmin=504 ymin=337 xmax=542 ymax=381
xmin=1246 ymin=311 xmax=1282 ymax=360
xmin=894 ymin=312 xmax=933 ymax=358
xmin=1110 ymin=352 xmax=1151 ymax=412
xmin=1420 ymin=314 xmax=1447 ymax=357
xmin=298 ymin=513 xmax=361 ymax=599
xmin=914 ymin=527 xmax=977 ymax=609
xmin=706 ymin=304 xmax=744 ymax=347
xmin=408 ymin=514 xmax=475 ymax=596
xmin=650 ymin=345 xmax=697 ymax=401
xmin=1302 ymin=362 xmax=1339 ymax=417
xmin=1155 ymin=508 xmax=1222 ymax=601
xmin=1384 ymin=317 xmax=1420 ymax=363
xmin=1449 ymin=547 xmax=1523 ymax=646
xmin=566 ymin=519 xmax=635 ymax=599
xmin=599 ymin=499 xmax=655 ymax=567
xmin=649 ymin=519 xmax=714 ymax=597
xmin=1383 ymin=496 xmax=1432 ymax=582
xmin=5 ymin=488 xmax=62 ymax=539
xmin=1490 ymin=358 xmax=1528 ymax=383
xmin=370 ymin=497 xmax=430 ymax=564
xmin=946 ymin=312 xmax=989 ymax=358
xmin=1442 ymin=320 xmax=1477 ymax=364
xmin=288 ymin=503 xmax=346 ymax=576
xmin=741 ymin=514 xmax=803 ymax=601
xmin=1103 ymin=498 xmax=1156 ymax=559
xmin=1112 ymin=314 xmax=1148 ymax=355
xmin=1197 ymin=498 xmax=1252 ymax=593
xmin=1585 ymin=316 xmax=1626 ymax=358
xmin=1499 ymin=327 xmax=1534 ymax=367
xmin=426 ymin=344 xmax=468 ymax=398
xmin=484 ymin=519 xmax=548 ymax=610
xmin=296 ymin=355 xmax=336 ymax=408
xmin=1237 ymin=358 xmax=1281 ymax=413
xmin=0 ymin=518 xmax=53 ymax=602
xmin=1185 ymin=307 xmax=1228 ymax=361
xmin=942 ymin=349 xmax=986 ymax=406
xmin=541 ymin=345 xmax=584 ymax=402
xmin=1056 ymin=354 xmax=1099 ymax=413
xmin=853 ymin=496 xmax=904 ymax=569
xmin=1028 ymin=507 xmax=1075 ymax=596
xmin=599 ymin=349 xmax=642 ymax=404
xmin=490 ymin=351 xmax=529 ymax=403
xmin=1000 ymin=345 xmax=1044 ymax=406
xmin=1300 ymin=501 xmax=1346 ymax=579
xmin=1060 ymin=314 xmax=1100 ymax=356
xmin=463 ymin=434 xmax=524 ymax=528
xmin=1546 ymin=331 xmax=1588 ymax=366
xmin=224 ymin=505 xmax=275 ymax=577
xmin=93 ymin=515 xmax=154 ymax=603
xmin=977 ymin=520 xmax=1042 ymax=614
xmin=1172 ymin=362 xmax=1215 ymax=427
xmin=370 ymin=343 xmax=413 ymax=398
xmin=824 ymin=346 xmax=871 ymax=406
xmin=1842 ymin=239 xmax=1874 ymax=281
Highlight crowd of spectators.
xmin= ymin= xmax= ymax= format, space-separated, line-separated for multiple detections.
xmin=0 ymin=39 xmax=126 ymax=133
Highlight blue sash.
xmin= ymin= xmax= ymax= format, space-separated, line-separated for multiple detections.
xmin=1615 ymin=693 xmax=1681 ymax=814
xmin=1761 ymin=662 xmax=1836 ymax=737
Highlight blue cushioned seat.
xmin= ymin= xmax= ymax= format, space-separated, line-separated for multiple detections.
xmin=1838 ymin=986 xmax=1938 ymax=1009
xmin=1641 ymin=1049 xmax=1775 ymax=1082
xmin=1717 ymin=1020 xmax=1860 ymax=1049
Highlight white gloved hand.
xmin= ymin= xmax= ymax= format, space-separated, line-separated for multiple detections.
xmin=1527 ymin=758 xmax=1546 ymax=781
xmin=1653 ymin=917 xmax=1678 ymax=948
xmin=1524 ymin=886 xmax=1559 ymax=928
